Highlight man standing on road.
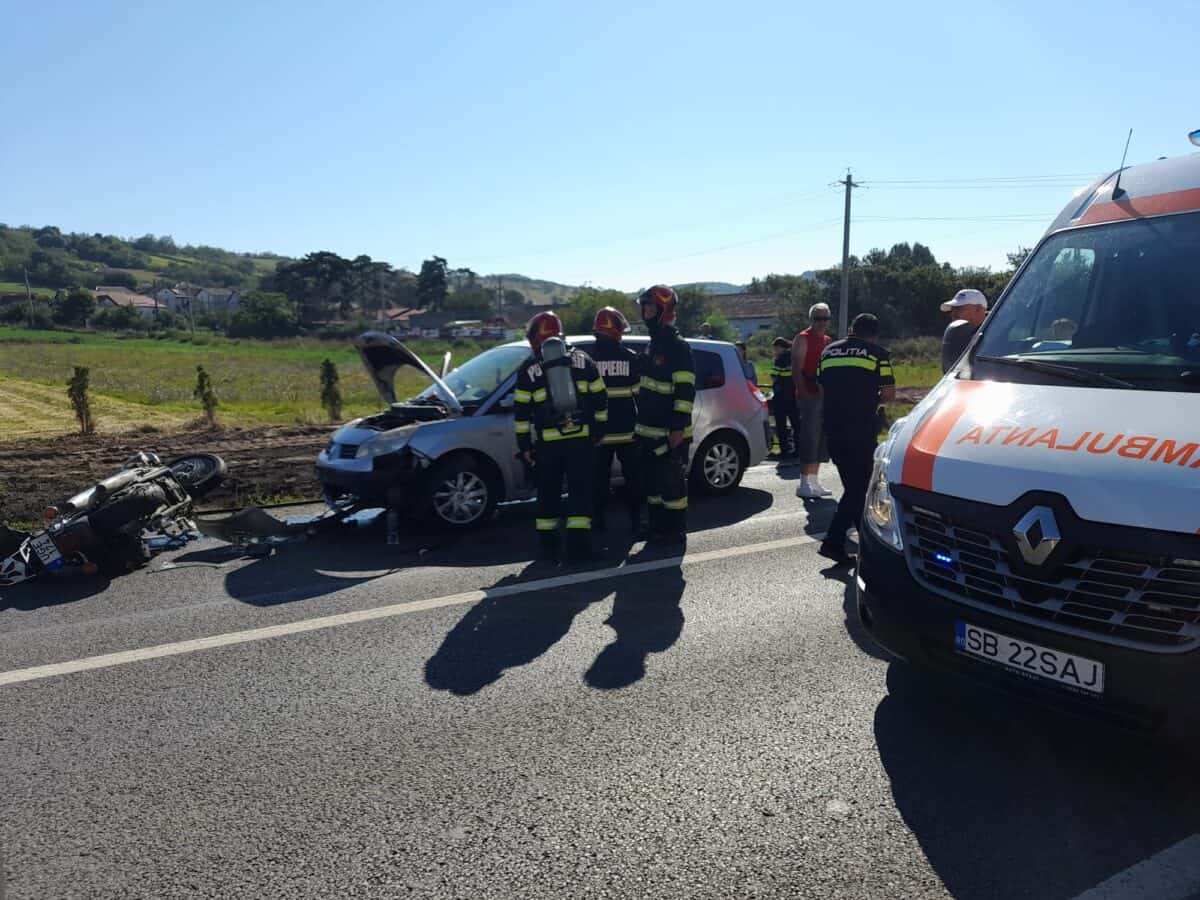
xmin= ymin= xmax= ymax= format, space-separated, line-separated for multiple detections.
xmin=816 ymin=313 xmax=895 ymax=565
xmin=769 ymin=337 xmax=800 ymax=459
xmin=590 ymin=306 xmax=644 ymax=534
xmin=514 ymin=312 xmax=608 ymax=562
xmin=635 ymin=285 xmax=695 ymax=547
xmin=791 ymin=302 xmax=833 ymax=498
xmin=940 ymin=288 xmax=988 ymax=372
xmin=698 ymin=321 xmax=714 ymax=339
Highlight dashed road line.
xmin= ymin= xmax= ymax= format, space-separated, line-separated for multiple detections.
xmin=0 ymin=533 xmax=820 ymax=688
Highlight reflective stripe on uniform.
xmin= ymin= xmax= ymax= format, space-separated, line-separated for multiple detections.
xmin=653 ymin=443 xmax=669 ymax=456
xmin=536 ymin=518 xmax=560 ymax=531
xmin=635 ymin=423 xmax=668 ymax=438
xmin=514 ymin=421 xmax=531 ymax=434
xmin=673 ymin=399 xmax=693 ymax=414
xmin=640 ymin=376 xmax=674 ymax=395
xmin=672 ymin=370 xmax=696 ymax=385
xmin=606 ymin=386 xmax=634 ymax=398
xmin=663 ymin=497 xmax=688 ymax=511
xmin=820 ymin=356 xmax=877 ymax=372
xmin=566 ymin=516 xmax=591 ymax=530
xmin=514 ymin=390 xmax=532 ymax=403
xmin=770 ymin=367 xmax=791 ymax=378
xmin=879 ymin=362 xmax=894 ymax=377
xmin=589 ymin=378 xmax=605 ymax=393
xmin=600 ymin=432 xmax=635 ymax=445
xmin=533 ymin=388 xmax=548 ymax=402
xmin=576 ymin=380 xmax=590 ymax=393
xmin=595 ymin=409 xmax=609 ymax=422
xmin=540 ymin=425 xmax=590 ymax=441
xmin=646 ymin=495 xmax=663 ymax=505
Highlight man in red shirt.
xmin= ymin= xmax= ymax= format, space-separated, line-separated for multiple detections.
xmin=790 ymin=302 xmax=833 ymax=498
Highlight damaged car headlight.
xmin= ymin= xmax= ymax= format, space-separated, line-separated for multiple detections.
xmin=356 ymin=431 xmax=411 ymax=460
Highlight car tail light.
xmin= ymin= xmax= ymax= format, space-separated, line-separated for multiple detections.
xmin=747 ymin=380 xmax=768 ymax=408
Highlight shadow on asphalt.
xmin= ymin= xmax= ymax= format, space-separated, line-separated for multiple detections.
xmin=0 ymin=574 xmax=113 ymax=612
xmin=875 ymin=664 xmax=1200 ymax=900
xmin=424 ymin=547 xmax=686 ymax=696
xmin=175 ymin=487 xmax=772 ymax=607
xmin=840 ymin=577 xmax=892 ymax=663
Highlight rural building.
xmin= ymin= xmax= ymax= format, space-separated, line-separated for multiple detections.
xmin=155 ymin=284 xmax=241 ymax=315
xmin=710 ymin=293 xmax=779 ymax=340
xmin=93 ymin=287 xmax=162 ymax=319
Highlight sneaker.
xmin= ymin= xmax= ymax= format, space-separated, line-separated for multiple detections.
xmin=795 ymin=478 xmax=821 ymax=499
xmin=810 ymin=478 xmax=833 ymax=497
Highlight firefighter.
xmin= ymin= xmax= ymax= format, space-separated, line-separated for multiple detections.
xmin=514 ymin=312 xmax=608 ymax=561
xmin=635 ymin=285 xmax=695 ymax=546
xmin=589 ymin=306 xmax=643 ymax=533
xmin=769 ymin=336 xmax=800 ymax=458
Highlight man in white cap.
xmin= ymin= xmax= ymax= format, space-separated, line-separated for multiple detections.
xmin=940 ymin=288 xmax=988 ymax=372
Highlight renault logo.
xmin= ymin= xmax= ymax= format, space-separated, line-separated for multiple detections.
xmin=1012 ymin=506 xmax=1061 ymax=566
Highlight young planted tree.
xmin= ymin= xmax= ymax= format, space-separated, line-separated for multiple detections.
xmin=194 ymin=365 xmax=219 ymax=427
xmin=67 ymin=366 xmax=95 ymax=435
xmin=320 ymin=359 xmax=343 ymax=422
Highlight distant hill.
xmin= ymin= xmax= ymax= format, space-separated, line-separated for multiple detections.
xmin=481 ymin=273 xmax=581 ymax=308
xmin=674 ymin=281 xmax=746 ymax=295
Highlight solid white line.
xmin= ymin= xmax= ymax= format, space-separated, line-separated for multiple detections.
xmin=0 ymin=534 xmax=820 ymax=688
xmin=1072 ymin=835 xmax=1200 ymax=900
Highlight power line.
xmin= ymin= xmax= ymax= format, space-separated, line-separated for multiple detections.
xmin=863 ymin=173 xmax=1099 ymax=184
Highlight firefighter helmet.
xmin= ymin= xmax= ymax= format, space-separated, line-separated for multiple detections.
xmin=592 ymin=306 xmax=629 ymax=340
xmin=526 ymin=311 xmax=563 ymax=351
xmin=637 ymin=284 xmax=678 ymax=327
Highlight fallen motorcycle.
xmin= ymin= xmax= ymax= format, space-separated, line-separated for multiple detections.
xmin=0 ymin=451 xmax=226 ymax=586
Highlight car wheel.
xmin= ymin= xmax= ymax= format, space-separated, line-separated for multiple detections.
xmin=425 ymin=454 xmax=498 ymax=529
xmin=691 ymin=432 xmax=747 ymax=495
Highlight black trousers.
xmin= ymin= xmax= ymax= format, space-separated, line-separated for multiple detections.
xmin=594 ymin=440 xmax=642 ymax=525
xmin=641 ymin=438 xmax=689 ymax=535
xmin=826 ymin=436 xmax=877 ymax=546
xmin=535 ymin=438 xmax=595 ymax=540
xmin=772 ymin=388 xmax=801 ymax=452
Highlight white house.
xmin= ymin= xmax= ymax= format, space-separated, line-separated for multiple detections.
xmin=711 ymin=294 xmax=780 ymax=340
xmin=155 ymin=284 xmax=241 ymax=316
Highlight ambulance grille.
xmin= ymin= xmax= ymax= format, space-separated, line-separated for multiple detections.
xmin=904 ymin=508 xmax=1200 ymax=652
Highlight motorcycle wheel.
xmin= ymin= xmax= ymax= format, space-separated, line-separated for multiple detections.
xmin=167 ymin=454 xmax=227 ymax=499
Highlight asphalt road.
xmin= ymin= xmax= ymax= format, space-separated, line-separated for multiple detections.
xmin=3 ymin=461 xmax=1200 ymax=899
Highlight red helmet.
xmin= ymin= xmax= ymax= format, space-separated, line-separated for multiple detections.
xmin=592 ymin=306 xmax=629 ymax=340
xmin=526 ymin=311 xmax=563 ymax=351
xmin=638 ymin=284 xmax=678 ymax=327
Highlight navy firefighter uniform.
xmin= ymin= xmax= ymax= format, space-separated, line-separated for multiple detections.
xmin=589 ymin=306 xmax=644 ymax=532
xmin=514 ymin=312 xmax=608 ymax=560
xmin=635 ymin=285 xmax=696 ymax=545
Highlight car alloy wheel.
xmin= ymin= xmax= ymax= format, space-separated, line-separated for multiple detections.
xmin=704 ymin=441 xmax=742 ymax=489
xmin=432 ymin=470 xmax=489 ymax=525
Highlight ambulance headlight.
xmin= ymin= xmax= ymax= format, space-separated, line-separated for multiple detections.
xmin=864 ymin=446 xmax=903 ymax=553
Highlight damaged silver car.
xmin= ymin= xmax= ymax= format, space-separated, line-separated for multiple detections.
xmin=315 ymin=332 xmax=770 ymax=529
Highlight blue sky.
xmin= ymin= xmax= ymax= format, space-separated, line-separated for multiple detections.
xmin=2 ymin=0 xmax=1196 ymax=291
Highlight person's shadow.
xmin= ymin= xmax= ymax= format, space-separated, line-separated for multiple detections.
xmin=585 ymin=549 xmax=685 ymax=690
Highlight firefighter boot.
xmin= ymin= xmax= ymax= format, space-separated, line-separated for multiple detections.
xmin=566 ymin=529 xmax=598 ymax=564
xmin=537 ymin=530 xmax=559 ymax=562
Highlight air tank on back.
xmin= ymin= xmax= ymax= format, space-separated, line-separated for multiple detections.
xmin=539 ymin=337 xmax=578 ymax=418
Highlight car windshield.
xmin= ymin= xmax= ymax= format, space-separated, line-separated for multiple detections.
xmin=972 ymin=210 xmax=1200 ymax=390
xmin=416 ymin=343 xmax=530 ymax=405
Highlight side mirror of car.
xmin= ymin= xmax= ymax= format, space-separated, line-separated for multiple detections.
xmin=498 ymin=392 xmax=515 ymax=411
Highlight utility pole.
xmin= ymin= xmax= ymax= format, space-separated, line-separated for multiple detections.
xmin=837 ymin=169 xmax=860 ymax=338
xmin=23 ymin=266 xmax=34 ymax=328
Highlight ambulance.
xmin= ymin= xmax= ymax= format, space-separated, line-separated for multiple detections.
xmin=857 ymin=132 xmax=1200 ymax=734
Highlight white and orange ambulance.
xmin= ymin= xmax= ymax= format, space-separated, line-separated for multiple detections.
xmin=857 ymin=134 xmax=1200 ymax=734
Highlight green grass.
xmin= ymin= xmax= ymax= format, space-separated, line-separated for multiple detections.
xmin=0 ymin=282 xmax=55 ymax=298
xmin=0 ymin=327 xmax=480 ymax=431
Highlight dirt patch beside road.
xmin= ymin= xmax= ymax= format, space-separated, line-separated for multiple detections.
xmin=0 ymin=425 xmax=334 ymax=524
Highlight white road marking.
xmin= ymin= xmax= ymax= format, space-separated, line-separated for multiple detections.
xmin=0 ymin=534 xmax=820 ymax=688
xmin=1072 ymin=835 xmax=1200 ymax=900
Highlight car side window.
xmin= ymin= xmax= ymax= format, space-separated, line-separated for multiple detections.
xmin=694 ymin=349 xmax=725 ymax=390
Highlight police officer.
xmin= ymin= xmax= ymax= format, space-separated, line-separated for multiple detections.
xmin=514 ymin=312 xmax=608 ymax=561
xmin=635 ymin=285 xmax=695 ymax=546
xmin=769 ymin=336 xmax=800 ymax=458
xmin=816 ymin=313 xmax=895 ymax=565
xmin=589 ymin=306 xmax=643 ymax=533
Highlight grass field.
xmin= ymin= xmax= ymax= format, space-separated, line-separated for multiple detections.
xmin=0 ymin=282 xmax=55 ymax=298
xmin=0 ymin=328 xmax=945 ymax=439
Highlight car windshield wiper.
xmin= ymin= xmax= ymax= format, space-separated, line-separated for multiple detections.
xmin=974 ymin=355 xmax=1135 ymax=389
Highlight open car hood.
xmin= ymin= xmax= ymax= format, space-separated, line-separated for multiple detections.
xmin=354 ymin=331 xmax=462 ymax=414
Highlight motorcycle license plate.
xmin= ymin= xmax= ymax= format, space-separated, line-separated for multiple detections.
xmin=955 ymin=621 xmax=1104 ymax=695
xmin=30 ymin=533 xmax=64 ymax=569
